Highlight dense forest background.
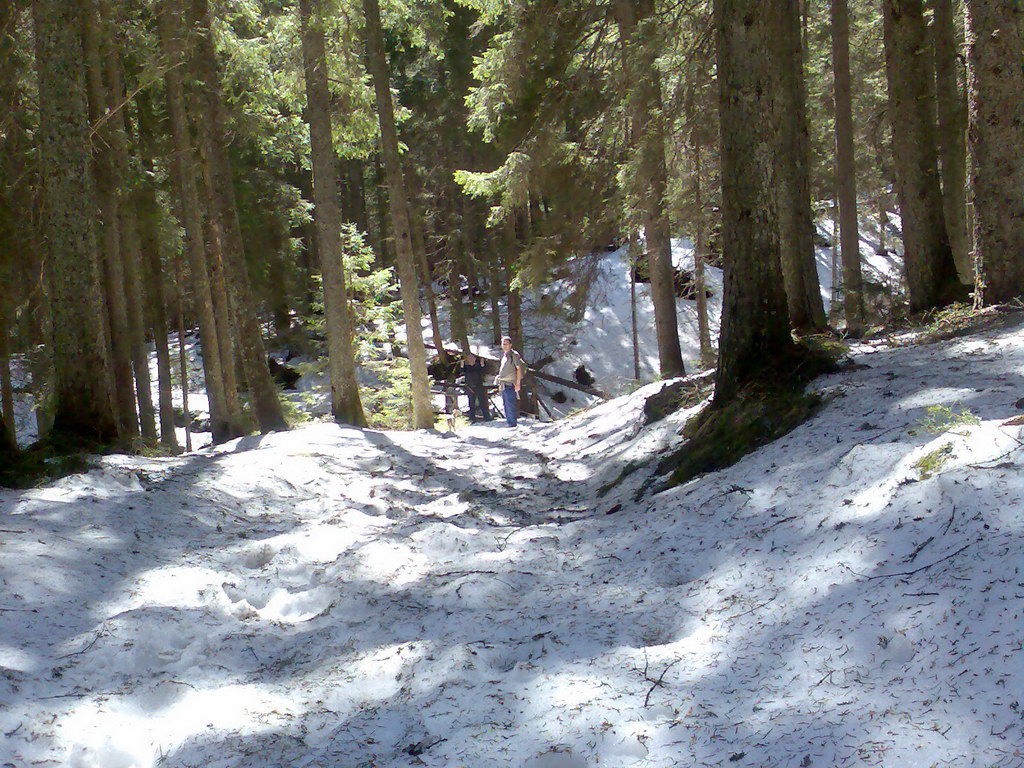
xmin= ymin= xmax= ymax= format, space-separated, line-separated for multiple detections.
xmin=0 ymin=0 xmax=1022 ymax=461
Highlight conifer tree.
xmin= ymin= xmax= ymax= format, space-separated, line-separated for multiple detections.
xmin=931 ymin=0 xmax=970 ymax=283
xmin=363 ymin=0 xmax=434 ymax=429
xmin=965 ymin=0 xmax=1024 ymax=304
xmin=298 ymin=0 xmax=367 ymax=427
xmin=613 ymin=0 xmax=685 ymax=378
xmin=158 ymin=0 xmax=241 ymax=442
xmin=713 ymin=0 xmax=800 ymax=404
xmin=830 ymin=0 xmax=865 ymax=335
xmin=881 ymin=0 xmax=962 ymax=311
xmin=189 ymin=0 xmax=288 ymax=433
xmin=33 ymin=0 xmax=119 ymax=444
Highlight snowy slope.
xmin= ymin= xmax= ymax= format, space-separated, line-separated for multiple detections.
xmin=2 ymin=312 xmax=1022 ymax=768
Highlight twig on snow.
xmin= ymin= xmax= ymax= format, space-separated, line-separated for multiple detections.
xmin=905 ymin=535 xmax=935 ymax=563
xmin=57 ymin=632 xmax=103 ymax=659
xmin=848 ymin=541 xmax=976 ymax=580
xmin=943 ymin=506 xmax=957 ymax=535
xmin=726 ymin=592 xmax=780 ymax=621
xmin=641 ymin=651 xmax=683 ymax=707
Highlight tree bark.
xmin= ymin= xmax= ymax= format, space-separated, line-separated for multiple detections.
xmin=773 ymin=0 xmax=827 ymax=332
xmin=363 ymin=0 xmax=434 ymax=429
xmin=0 ymin=302 xmax=15 ymax=444
xmin=33 ymin=0 xmax=119 ymax=444
xmin=691 ymin=142 xmax=714 ymax=365
xmin=83 ymin=0 xmax=138 ymax=438
xmin=134 ymin=93 xmax=179 ymax=449
xmin=103 ymin=33 xmax=157 ymax=441
xmin=298 ymin=0 xmax=367 ymax=426
xmin=830 ymin=0 xmax=865 ymax=335
xmin=713 ymin=0 xmax=800 ymax=405
xmin=965 ymin=0 xmax=1024 ymax=304
xmin=188 ymin=0 xmax=287 ymax=432
xmin=931 ymin=0 xmax=971 ymax=283
xmin=158 ymin=0 xmax=239 ymax=442
xmin=614 ymin=0 xmax=685 ymax=378
xmin=882 ymin=0 xmax=962 ymax=311
xmin=406 ymin=167 xmax=447 ymax=358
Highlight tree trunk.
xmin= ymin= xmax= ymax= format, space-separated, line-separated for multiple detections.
xmin=831 ymin=0 xmax=865 ymax=335
xmin=188 ymin=0 xmax=287 ymax=432
xmin=158 ymin=0 xmax=239 ymax=442
xmin=363 ymin=0 xmax=434 ymax=429
xmin=406 ymin=168 xmax=447 ymax=358
xmin=628 ymin=232 xmax=642 ymax=381
xmin=134 ymin=93 xmax=179 ymax=449
xmin=104 ymin=36 xmax=158 ymax=441
xmin=0 ymin=302 xmax=15 ymax=443
xmin=488 ymin=244 xmax=503 ymax=346
xmin=713 ymin=0 xmax=800 ymax=405
xmin=773 ymin=0 xmax=827 ymax=332
xmin=298 ymin=0 xmax=366 ymax=426
xmin=691 ymin=142 xmax=714 ymax=365
xmin=83 ymin=0 xmax=138 ymax=438
xmin=199 ymin=195 xmax=243 ymax=426
xmin=931 ymin=0 xmax=971 ymax=283
xmin=965 ymin=0 xmax=1024 ymax=304
xmin=503 ymin=214 xmax=524 ymax=353
xmin=882 ymin=0 xmax=962 ymax=311
xmin=614 ymin=0 xmax=685 ymax=379
xmin=33 ymin=0 xmax=119 ymax=444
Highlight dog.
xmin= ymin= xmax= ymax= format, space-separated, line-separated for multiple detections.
xmin=445 ymin=408 xmax=461 ymax=432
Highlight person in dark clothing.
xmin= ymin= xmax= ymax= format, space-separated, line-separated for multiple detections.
xmin=460 ymin=352 xmax=491 ymax=422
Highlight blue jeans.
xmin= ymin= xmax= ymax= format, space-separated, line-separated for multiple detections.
xmin=501 ymin=386 xmax=518 ymax=426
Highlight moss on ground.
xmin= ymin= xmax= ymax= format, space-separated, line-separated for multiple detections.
xmin=650 ymin=340 xmax=840 ymax=491
xmin=655 ymin=387 xmax=824 ymax=489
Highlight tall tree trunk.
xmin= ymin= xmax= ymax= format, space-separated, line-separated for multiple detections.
xmin=298 ymin=0 xmax=366 ymax=426
xmin=614 ymin=0 xmax=685 ymax=379
xmin=831 ymin=0 xmax=865 ymax=335
xmin=628 ymin=232 xmax=642 ymax=381
xmin=931 ymin=0 xmax=971 ymax=283
xmin=447 ymin=213 xmax=471 ymax=354
xmin=135 ymin=93 xmax=178 ymax=449
xmin=188 ymin=0 xmax=287 ymax=432
xmin=199 ymin=197 xmax=242 ymax=425
xmin=406 ymin=168 xmax=447 ymax=358
xmin=503 ymin=214 xmax=524 ymax=354
xmin=965 ymin=0 xmax=1024 ymax=304
xmin=158 ymin=0 xmax=238 ymax=442
xmin=83 ymin=0 xmax=138 ymax=438
xmin=104 ymin=36 xmax=157 ymax=441
xmin=773 ymin=0 xmax=827 ymax=332
xmin=691 ymin=142 xmax=714 ymax=365
xmin=882 ymin=0 xmax=962 ymax=311
xmin=0 ymin=303 xmax=15 ymax=443
xmin=363 ymin=0 xmax=434 ymax=429
xmin=713 ymin=0 xmax=800 ymax=405
xmin=33 ymin=0 xmax=119 ymax=444
xmin=488 ymin=248 xmax=503 ymax=346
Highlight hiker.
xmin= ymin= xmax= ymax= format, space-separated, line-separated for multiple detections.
xmin=494 ymin=336 xmax=525 ymax=427
xmin=460 ymin=351 xmax=491 ymax=422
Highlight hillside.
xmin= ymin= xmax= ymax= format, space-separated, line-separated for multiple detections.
xmin=1 ymin=310 xmax=1022 ymax=768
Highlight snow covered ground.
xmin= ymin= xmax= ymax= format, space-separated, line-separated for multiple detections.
xmin=2 ymin=310 xmax=1022 ymax=768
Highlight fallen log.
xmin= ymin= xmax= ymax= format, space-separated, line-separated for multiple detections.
xmin=423 ymin=343 xmax=611 ymax=400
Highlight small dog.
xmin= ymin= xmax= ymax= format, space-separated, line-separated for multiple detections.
xmin=445 ymin=409 xmax=461 ymax=432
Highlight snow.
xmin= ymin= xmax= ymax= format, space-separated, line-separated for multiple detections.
xmin=3 ymin=308 xmax=1024 ymax=767
xmin=3 ymin=231 xmax=1021 ymax=767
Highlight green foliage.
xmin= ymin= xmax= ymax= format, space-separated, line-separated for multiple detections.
xmin=912 ymin=444 xmax=954 ymax=480
xmin=362 ymin=356 xmax=414 ymax=430
xmin=917 ymin=405 xmax=980 ymax=435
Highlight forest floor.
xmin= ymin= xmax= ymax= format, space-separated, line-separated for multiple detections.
xmin=2 ymin=310 xmax=1023 ymax=768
